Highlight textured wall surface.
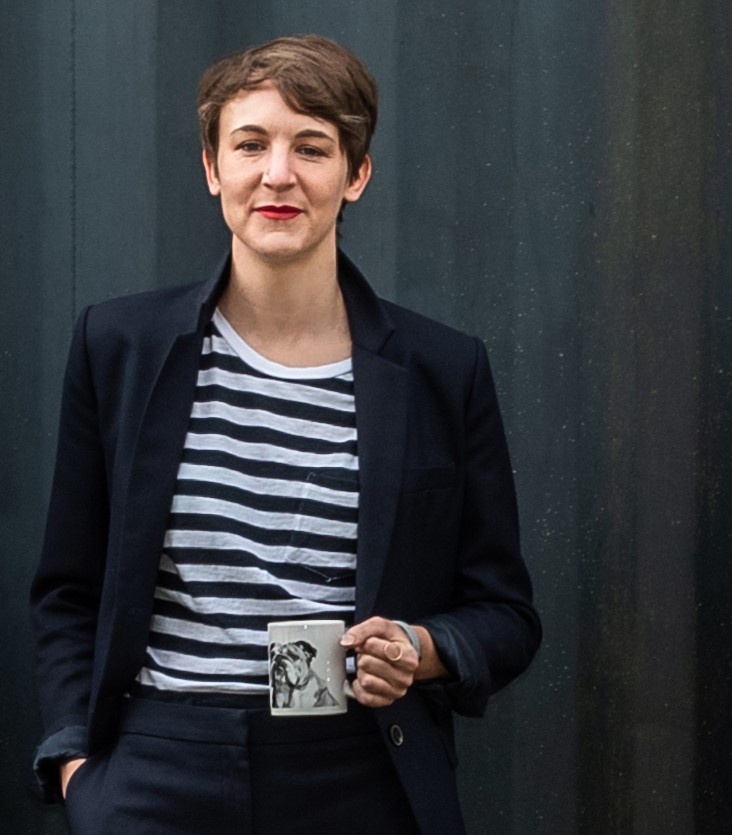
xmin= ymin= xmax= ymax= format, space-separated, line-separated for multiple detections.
xmin=1 ymin=2 xmax=730 ymax=832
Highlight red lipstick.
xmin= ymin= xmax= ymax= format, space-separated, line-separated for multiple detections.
xmin=256 ymin=205 xmax=303 ymax=220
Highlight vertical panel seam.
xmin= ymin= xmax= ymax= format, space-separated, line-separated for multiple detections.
xmin=70 ymin=0 xmax=77 ymax=325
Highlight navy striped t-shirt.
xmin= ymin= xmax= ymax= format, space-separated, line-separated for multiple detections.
xmin=136 ymin=309 xmax=358 ymax=696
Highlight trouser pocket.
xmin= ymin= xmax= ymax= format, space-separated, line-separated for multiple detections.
xmin=65 ymin=732 xmax=250 ymax=835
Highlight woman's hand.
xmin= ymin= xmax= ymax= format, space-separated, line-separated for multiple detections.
xmin=341 ymin=617 xmax=449 ymax=708
xmin=60 ymin=758 xmax=86 ymax=800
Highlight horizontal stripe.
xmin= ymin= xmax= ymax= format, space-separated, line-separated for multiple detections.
xmin=137 ymin=666 xmax=270 ymax=694
xmin=211 ymin=312 xmax=354 ymax=381
xmin=197 ymin=367 xmax=354 ymax=412
xmin=144 ymin=646 xmax=268 ymax=677
xmin=148 ymin=597 xmax=287 ymax=630
xmin=148 ymin=613 xmax=267 ymax=646
xmin=158 ymin=554 xmax=355 ymax=603
xmin=163 ymin=529 xmax=356 ymax=568
xmin=172 ymin=481 xmax=358 ymax=521
xmin=187 ymin=418 xmax=357 ymax=459
xmin=177 ymin=462 xmax=359 ymax=506
xmin=194 ymin=383 xmax=356 ymax=427
xmin=154 ymin=586 xmax=352 ymax=617
xmin=184 ymin=432 xmax=359 ymax=471
xmin=146 ymin=630 xmax=263 ymax=662
xmin=191 ymin=399 xmax=356 ymax=444
xmin=169 ymin=494 xmax=357 ymax=540
xmin=201 ymin=347 xmax=355 ymax=394
xmin=157 ymin=554 xmax=355 ymax=590
xmin=180 ymin=447 xmax=357 ymax=487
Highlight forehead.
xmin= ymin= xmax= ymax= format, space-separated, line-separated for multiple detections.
xmin=219 ymin=83 xmax=339 ymax=139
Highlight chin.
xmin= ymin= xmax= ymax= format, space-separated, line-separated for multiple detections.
xmin=239 ymin=233 xmax=334 ymax=267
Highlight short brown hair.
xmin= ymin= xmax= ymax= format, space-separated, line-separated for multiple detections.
xmin=197 ymin=35 xmax=378 ymax=179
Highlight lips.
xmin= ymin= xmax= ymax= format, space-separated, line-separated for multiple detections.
xmin=255 ymin=205 xmax=303 ymax=220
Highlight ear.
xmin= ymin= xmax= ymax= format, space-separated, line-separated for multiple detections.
xmin=297 ymin=640 xmax=317 ymax=659
xmin=343 ymin=154 xmax=372 ymax=204
xmin=202 ymin=148 xmax=221 ymax=196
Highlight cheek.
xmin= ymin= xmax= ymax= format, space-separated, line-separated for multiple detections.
xmin=217 ymin=167 xmax=255 ymax=198
xmin=315 ymin=180 xmax=349 ymax=210
xmin=304 ymin=168 xmax=348 ymax=200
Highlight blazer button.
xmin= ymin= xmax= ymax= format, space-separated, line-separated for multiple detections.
xmin=389 ymin=724 xmax=404 ymax=747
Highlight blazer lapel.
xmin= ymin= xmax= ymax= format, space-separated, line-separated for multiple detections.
xmin=352 ymin=345 xmax=407 ymax=620
xmin=97 ymin=329 xmax=205 ymax=694
xmin=115 ymin=331 xmax=203 ymax=604
xmin=115 ymin=260 xmax=229 ymax=609
xmin=338 ymin=251 xmax=409 ymax=620
xmin=100 ymin=260 xmax=230 ymax=689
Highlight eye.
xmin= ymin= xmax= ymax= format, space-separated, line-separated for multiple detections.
xmin=298 ymin=145 xmax=329 ymax=158
xmin=236 ymin=140 xmax=265 ymax=153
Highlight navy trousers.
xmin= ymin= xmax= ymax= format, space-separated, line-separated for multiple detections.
xmin=63 ymin=697 xmax=420 ymax=834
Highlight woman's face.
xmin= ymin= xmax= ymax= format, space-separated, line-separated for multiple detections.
xmin=203 ymin=82 xmax=371 ymax=268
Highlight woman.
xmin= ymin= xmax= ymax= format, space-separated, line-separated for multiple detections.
xmin=31 ymin=35 xmax=541 ymax=834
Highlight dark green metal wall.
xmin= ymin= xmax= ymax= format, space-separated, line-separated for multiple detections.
xmin=2 ymin=2 xmax=730 ymax=832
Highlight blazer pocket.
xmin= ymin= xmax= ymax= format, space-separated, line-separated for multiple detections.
xmin=401 ymin=464 xmax=456 ymax=493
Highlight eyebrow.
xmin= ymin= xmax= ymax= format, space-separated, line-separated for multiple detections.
xmin=230 ymin=124 xmax=336 ymax=143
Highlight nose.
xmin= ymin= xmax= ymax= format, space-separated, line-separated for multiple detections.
xmin=262 ymin=144 xmax=295 ymax=190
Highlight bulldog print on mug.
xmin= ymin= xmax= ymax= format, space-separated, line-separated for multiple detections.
xmin=267 ymin=620 xmax=348 ymax=716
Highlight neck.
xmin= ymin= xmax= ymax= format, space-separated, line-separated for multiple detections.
xmin=218 ymin=240 xmax=351 ymax=366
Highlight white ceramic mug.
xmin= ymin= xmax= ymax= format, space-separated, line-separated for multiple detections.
xmin=267 ymin=620 xmax=348 ymax=716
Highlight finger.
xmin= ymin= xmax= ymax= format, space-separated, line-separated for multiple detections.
xmin=351 ymin=671 xmax=409 ymax=708
xmin=350 ymin=676 xmax=393 ymax=708
xmin=356 ymin=652 xmax=416 ymax=688
xmin=340 ymin=616 xmax=393 ymax=648
xmin=355 ymin=652 xmax=416 ymax=695
xmin=356 ymin=637 xmax=419 ymax=671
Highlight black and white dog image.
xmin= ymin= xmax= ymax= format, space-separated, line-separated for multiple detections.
xmin=269 ymin=640 xmax=338 ymax=709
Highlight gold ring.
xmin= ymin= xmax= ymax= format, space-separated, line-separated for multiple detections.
xmin=384 ymin=641 xmax=403 ymax=662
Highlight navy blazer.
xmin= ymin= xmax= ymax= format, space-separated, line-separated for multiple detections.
xmin=31 ymin=252 xmax=540 ymax=833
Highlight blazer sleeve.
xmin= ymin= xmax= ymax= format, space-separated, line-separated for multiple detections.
xmin=418 ymin=337 xmax=541 ymax=717
xmin=30 ymin=306 xmax=109 ymax=800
